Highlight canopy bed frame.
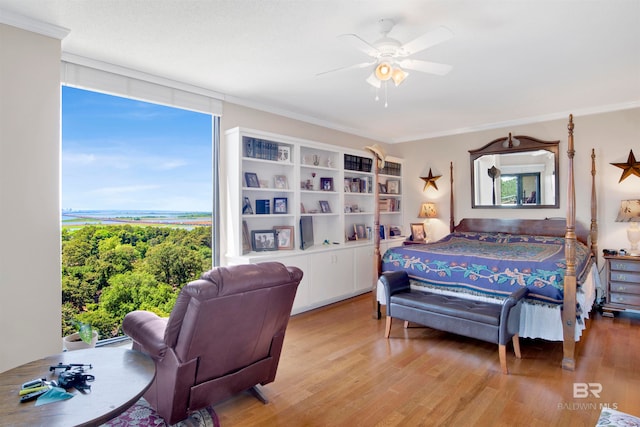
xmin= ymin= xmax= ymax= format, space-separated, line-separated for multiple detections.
xmin=374 ymin=115 xmax=598 ymax=371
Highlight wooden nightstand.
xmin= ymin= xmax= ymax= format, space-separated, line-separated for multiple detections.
xmin=603 ymin=255 xmax=640 ymax=317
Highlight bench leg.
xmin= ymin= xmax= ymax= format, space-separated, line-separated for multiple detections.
xmin=404 ymin=320 xmax=409 ymax=329
xmin=499 ymin=344 xmax=509 ymax=374
xmin=385 ymin=316 xmax=392 ymax=338
xmin=512 ymin=334 xmax=522 ymax=359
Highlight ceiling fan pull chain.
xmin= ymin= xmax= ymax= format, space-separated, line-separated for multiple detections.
xmin=384 ymin=81 xmax=388 ymax=108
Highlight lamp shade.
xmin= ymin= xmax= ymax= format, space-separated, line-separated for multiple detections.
xmin=375 ymin=62 xmax=392 ymax=81
xmin=418 ymin=202 xmax=437 ymax=218
xmin=616 ymin=200 xmax=640 ymax=222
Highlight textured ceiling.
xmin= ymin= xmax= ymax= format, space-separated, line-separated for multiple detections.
xmin=1 ymin=0 xmax=639 ymax=143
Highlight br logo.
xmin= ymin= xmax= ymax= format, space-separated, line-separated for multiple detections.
xmin=573 ymin=383 xmax=602 ymax=398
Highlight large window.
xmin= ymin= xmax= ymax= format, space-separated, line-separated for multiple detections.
xmin=61 ymin=86 xmax=219 ymax=340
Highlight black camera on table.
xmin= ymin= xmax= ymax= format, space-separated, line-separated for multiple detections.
xmin=57 ymin=369 xmax=94 ymax=390
xmin=603 ymin=249 xmax=618 ymax=256
xmin=49 ymin=363 xmax=94 ymax=391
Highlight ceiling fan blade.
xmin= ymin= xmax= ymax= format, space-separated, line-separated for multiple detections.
xmin=401 ymin=26 xmax=453 ymax=56
xmin=316 ymin=60 xmax=375 ymax=77
xmin=398 ymin=59 xmax=452 ymax=76
xmin=338 ymin=33 xmax=380 ymax=57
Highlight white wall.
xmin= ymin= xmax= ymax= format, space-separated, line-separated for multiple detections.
xmin=0 ymin=24 xmax=63 ymax=372
xmin=395 ymin=108 xmax=640 ymax=269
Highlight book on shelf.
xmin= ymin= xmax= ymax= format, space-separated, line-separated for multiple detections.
xmin=256 ymin=199 xmax=270 ymax=214
xmin=379 ymin=198 xmax=400 ymax=212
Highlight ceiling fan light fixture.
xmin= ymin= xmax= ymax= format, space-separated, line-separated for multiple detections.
xmin=391 ymin=66 xmax=408 ymax=86
xmin=366 ymin=72 xmax=381 ymax=88
xmin=375 ymin=62 xmax=392 ymax=81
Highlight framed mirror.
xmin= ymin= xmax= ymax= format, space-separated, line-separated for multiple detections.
xmin=470 ymin=134 xmax=559 ymax=208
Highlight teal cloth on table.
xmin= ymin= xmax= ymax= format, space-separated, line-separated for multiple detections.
xmin=35 ymin=386 xmax=74 ymax=406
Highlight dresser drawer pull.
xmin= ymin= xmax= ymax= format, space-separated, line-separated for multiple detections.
xmin=614 ymin=274 xmax=627 ymax=281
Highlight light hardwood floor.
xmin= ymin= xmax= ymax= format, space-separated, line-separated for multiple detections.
xmin=214 ymin=293 xmax=640 ymax=427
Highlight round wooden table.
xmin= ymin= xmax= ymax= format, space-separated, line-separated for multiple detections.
xmin=0 ymin=347 xmax=155 ymax=426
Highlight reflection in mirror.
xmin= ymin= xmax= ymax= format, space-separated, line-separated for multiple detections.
xmin=470 ymin=136 xmax=559 ymax=208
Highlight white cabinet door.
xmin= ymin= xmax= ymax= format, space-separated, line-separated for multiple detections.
xmin=308 ymin=248 xmax=354 ymax=305
xmin=354 ymin=245 xmax=374 ymax=294
xmin=274 ymin=255 xmax=310 ymax=314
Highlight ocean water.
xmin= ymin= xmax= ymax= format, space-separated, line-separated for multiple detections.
xmin=61 ymin=210 xmax=212 ymax=226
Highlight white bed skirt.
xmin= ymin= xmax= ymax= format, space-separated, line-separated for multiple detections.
xmin=376 ymin=264 xmax=600 ymax=342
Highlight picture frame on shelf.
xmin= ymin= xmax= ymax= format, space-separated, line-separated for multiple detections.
xmin=251 ymin=230 xmax=278 ymax=251
xmin=319 ymin=200 xmax=331 ymax=213
xmin=350 ymin=179 xmax=361 ymax=193
xmin=274 ymin=225 xmax=294 ymax=250
xmin=320 ymin=177 xmax=334 ymax=191
xmin=244 ymin=172 xmax=260 ymax=188
xmin=354 ymin=223 xmax=367 ymax=240
xmin=344 ymin=178 xmax=351 ymax=192
xmin=273 ymin=197 xmax=288 ymax=214
xmin=242 ymin=221 xmax=251 ymax=254
xmin=410 ymin=223 xmax=426 ymax=242
xmin=274 ymin=175 xmax=288 ymax=189
xmin=277 ymin=145 xmax=291 ymax=162
xmin=378 ymin=183 xmax=387 ymax=194
xmin=386 ymin=179 xmax=400 ymax=194
xmin=259 ymin=179 xmax=269 ymax=188
xmin=242 ymin=196 xmax=253 ymax=214
xmin=379 ymin=225 xmax=386 ymax=240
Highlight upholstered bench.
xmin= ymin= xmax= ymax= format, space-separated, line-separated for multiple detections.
xmin=380 ymin=271 xmax=529 ymax=374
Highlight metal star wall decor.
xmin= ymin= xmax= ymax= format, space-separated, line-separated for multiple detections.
xmin=420 ymin=168 xmax=442 ymax=191
xmin=611 ymin=150 xmax=640 ymax=183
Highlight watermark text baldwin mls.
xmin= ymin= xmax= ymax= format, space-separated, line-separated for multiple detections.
xmin=557 ymin=383 xmax=618 ymax=411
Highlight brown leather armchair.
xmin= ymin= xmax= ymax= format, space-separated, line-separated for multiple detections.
xmin=122 ymin=262 xmax=303 ymax=424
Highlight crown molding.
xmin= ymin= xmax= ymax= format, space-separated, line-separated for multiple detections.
xmin=0 ymin=8 xmax=69 ymax=40
xmin=393 ymin=101 xmax=640 ymax=144
xmin=224 ymin=94 xmax=385 ymax=143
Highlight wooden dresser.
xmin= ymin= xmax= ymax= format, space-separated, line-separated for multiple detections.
xmin=603 ymin=255 xmax=640 ymax=317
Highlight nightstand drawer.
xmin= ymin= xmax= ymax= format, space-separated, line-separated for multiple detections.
xmin=610 ymin=260 xmax=640 ymax=273
xmin=609 ymin=292 xmax=640 ymax=306
xmin=610 ymin=271 xmax=640 ymax=283
xmin=610 ymin=282 xmax=640 ymax=295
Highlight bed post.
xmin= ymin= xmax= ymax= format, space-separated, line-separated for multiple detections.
xmin=591 ymin=148 xmax=599 ymax=263
xmin=450 ymin=161 xmax=455 ymax=233
xmin=562 ymin=114 xmax=577 ymax=371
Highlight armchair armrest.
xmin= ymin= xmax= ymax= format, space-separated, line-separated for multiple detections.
xmin=379 ymin=271 xmax=410 ymax=308
xmin=122 ymin=310 xmax=169 ymax=359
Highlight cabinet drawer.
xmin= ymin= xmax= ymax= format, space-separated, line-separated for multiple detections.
xmin=610 ymin=282 xmax=640 ymax=295
xmin=610 ymin=271 xmax=640 ymax=283
xmin=609 ymin=292 xmax=640 ymax=307
xmin=610 ymin=260 xmax=640 ymax=273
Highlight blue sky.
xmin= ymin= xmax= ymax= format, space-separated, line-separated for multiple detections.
xmin=62 ymin=86 xmax=213 ymax=212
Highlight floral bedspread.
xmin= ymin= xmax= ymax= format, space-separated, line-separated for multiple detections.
xmin=381 ymin=231 xmax=594 ymax=305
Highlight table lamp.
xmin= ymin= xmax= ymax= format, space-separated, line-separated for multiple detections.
xmin=616 ymin=199 xmax=640 ymax=256
xmin=418 ymin=202 xmax=437 ymax=242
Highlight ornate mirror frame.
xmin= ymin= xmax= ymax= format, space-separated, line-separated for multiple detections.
xmin=469 ymin=134 xmax=560 ymax=209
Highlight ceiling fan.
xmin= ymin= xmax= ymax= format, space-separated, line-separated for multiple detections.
xmin=318 ymin=19 xmax=453 ymax=89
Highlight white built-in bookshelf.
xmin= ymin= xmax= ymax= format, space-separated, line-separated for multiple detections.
xmin=223 ymin=127 xmax=404 ymax=313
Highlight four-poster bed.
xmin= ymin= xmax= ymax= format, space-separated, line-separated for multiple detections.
xmin=375 ymin=115 xmax=598 ymax=370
